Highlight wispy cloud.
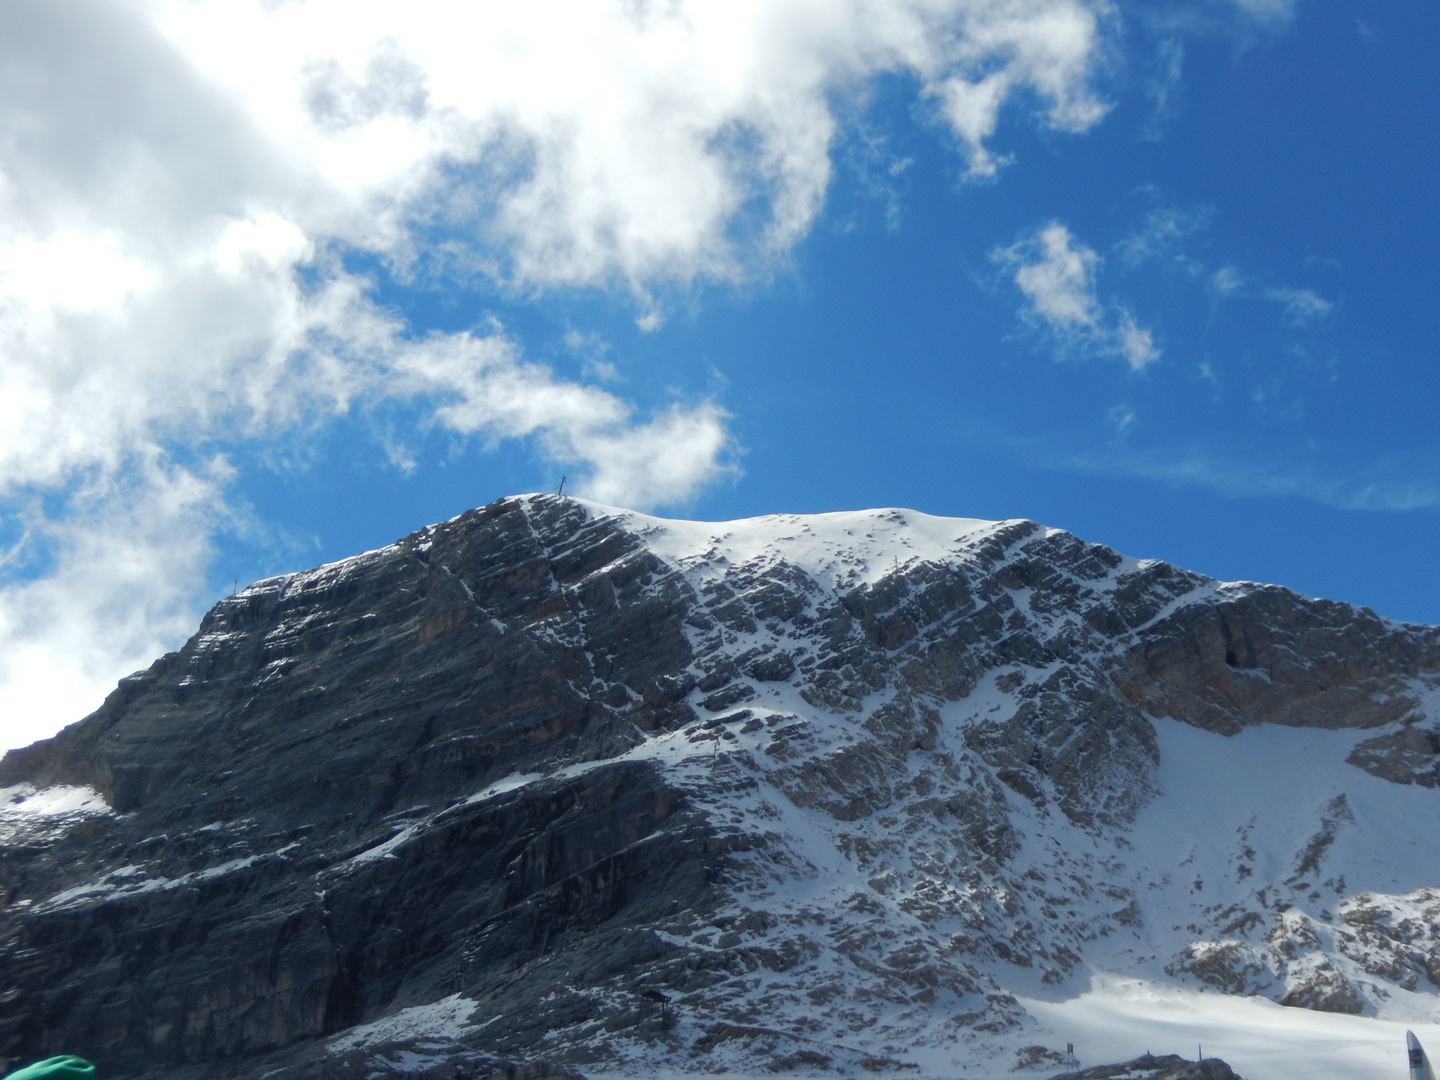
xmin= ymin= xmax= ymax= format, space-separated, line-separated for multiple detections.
xmin=1117 ymin=200 xmax=1214 ymax=270
xmin=994 ymin=222 xmax=1160 ymax=369
xmin=1118 ymin=195 xmax=1335 ymax=330
xmin=1226 ymin=0 xmax=1299 ymax=24
xmin=1208 ymin=270 xmax=1336 ymax=325
xmin=1106 ymin=404 xmax=1138 ymax=436
xmin=1267 ymin=287 xmax=1334 ymax=326
xmin=1139 ymin=38 xmax=1187 ymax=141
xmin=1062 ymin=448 xmax=1440 ymax=513
xmin=960 ymin=422 xmax=1440 ymax=514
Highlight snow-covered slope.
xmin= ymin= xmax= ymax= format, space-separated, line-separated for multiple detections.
xmin=529 ymin=498 xmax=1440 ymax=1078
xmin=3 ymin=494 xmax=1439 ymax=1080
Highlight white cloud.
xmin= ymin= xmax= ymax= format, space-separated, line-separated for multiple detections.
xmin=1118 ymin=314 xmax=1160 ymax=370
xmin=389 ymin=328 xmax=735 ymax=507
xmin=994 ymin=221 xmax=1161 ymax=368
xmin=0 ymin=456 xmax=230 ymax=753
xmin=146 ymin=0 xmax=1111 ymax=288
xmin=929 ymin=0 xmax=1111 ymax=177
xmin=0 ymin=0 xmax=1115 ymax=749
xmin=0 ymin=0 xmax=1115 ymax=497
xmin=1008 ymin=222 xmax=1101 ymax=326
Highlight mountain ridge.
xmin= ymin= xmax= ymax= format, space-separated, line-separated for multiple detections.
xmin=2 ymin=494 xmax=1438 ymax=1080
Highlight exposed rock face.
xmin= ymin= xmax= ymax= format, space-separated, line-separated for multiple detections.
xmin=1 ymin=495 xmax=1437 ymax=1080
xmin=1109 ymin=587 xmax=1430 ymax=738
xmin=1050 ymin=1054 xmax=1244 ymax=1080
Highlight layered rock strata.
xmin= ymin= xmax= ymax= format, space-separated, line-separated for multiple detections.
xmin=1 ymin=495 xmax=1437 ymax=1080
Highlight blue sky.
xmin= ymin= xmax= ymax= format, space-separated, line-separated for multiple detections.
xmin=1 ymin=0 xmax=1437 ymax=748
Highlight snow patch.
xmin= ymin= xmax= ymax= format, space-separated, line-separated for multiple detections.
xmin=464 ymin=772 xmax=544 ymax=805
xmin=556 ymin=497 xmax=1007 ymax=588
xmin=44 ymin=854 xmax=263 ymax=907
xmin=326 ymin=994 xmax=479 ymax=1053
xmin=350 ymin=825 xmax=421 ymax=864
xmin=1019 ymin=976 xmax=1434 ymax=1080
xmin=0 ymin=783 xmax=111 ymax=816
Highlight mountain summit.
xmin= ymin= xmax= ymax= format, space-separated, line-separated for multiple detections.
xmin=3 ymin=495 xmax=1439 ymax=1080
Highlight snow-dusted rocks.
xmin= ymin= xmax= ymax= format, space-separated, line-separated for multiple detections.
xmin=1049 ymin=1053 xmax=1242 ymax=1080
xmin=1 ymin=494 xmax=1438 ymax=1080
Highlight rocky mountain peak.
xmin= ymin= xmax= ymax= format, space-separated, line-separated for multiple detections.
xmin=2 ymin=494 xmax=1438 ymax=1080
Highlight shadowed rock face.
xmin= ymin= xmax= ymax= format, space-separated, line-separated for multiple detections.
xmin=0 ymin=498 xmax=722 ymax=1080
xmin=5 ymin=497 xmax=695 ymax=822
xmin=1 ymin=495 xmax=1437 ymax=1080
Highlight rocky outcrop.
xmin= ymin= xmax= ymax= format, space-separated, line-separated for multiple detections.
xmin=1050 ymin=1054 xmax=1244 ymax=1080
xmin=1109 ymin=587 xmax=1438 ymax=738
xmin=1276 ymin=962 xmax=1365 ymax=1014
xmin=1 ymin=495 xmax=1437 ymax=1079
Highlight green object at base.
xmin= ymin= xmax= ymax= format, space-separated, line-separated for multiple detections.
xmin=3 ymin=1057 xmax=96 ymax=1080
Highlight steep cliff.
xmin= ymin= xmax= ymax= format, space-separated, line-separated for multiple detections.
xmin=2 ymin=495 xmax=1437 ymax=1080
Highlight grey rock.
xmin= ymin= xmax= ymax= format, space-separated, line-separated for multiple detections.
xmin=1109 ymin=588 xmax=1438 ymax=738
xmin=1278 ymin=962 xmax=1366 ymax=1015
xmin=1 ymin=496 xmax=1437 ymax=1079
xmin=1050 ymin=1054 xmax=1244 ymax=1080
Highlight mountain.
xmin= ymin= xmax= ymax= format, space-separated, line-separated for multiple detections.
xmin=2 ymin=494 xmax=1439 ymax=1080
